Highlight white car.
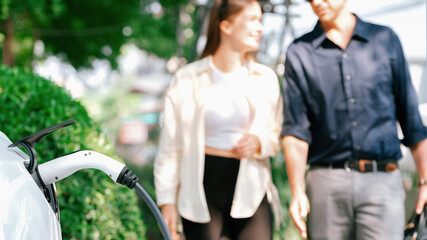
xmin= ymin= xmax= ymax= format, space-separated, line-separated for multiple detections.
xmin=0 ymin=130 xmax=62 ymax=239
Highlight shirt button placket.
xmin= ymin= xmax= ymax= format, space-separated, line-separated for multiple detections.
xmin=342 ymin=51 xmax=360 ymax=153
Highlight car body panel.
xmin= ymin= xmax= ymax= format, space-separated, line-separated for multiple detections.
xmin=0 ymin=131 xmax=62 ymax=240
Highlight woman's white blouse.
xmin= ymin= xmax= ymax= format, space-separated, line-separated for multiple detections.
xmin=205 ymin=64 xmax=252 ymax=150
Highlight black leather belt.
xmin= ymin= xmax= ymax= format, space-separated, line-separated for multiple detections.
xmin=310 ymin=159 xmax=398 ymax=173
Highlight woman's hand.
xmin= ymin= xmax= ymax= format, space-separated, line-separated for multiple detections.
xmin=231 ymin=134 xmax=261 ymax=159
xmin=160 ymin=204 xmax=181 ymax=240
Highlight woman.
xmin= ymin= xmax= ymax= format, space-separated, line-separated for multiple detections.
xmin=154 ymin=0 xmax=283 ymax=239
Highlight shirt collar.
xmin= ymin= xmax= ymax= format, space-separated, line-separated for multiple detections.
xmin=311 ymin=14 xmax=370 ymax=49
xmin=196 ymin=55 xmax=262 ymax=75
xmin=352 ymin=15 xmax=370 ymax=41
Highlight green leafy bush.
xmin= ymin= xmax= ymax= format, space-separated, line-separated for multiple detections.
xmin=0 ymin=66 xmax=145 ymax=239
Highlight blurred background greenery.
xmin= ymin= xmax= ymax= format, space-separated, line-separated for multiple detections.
xmin=0 ymin=0 xmax=424 ymax=239
xmin=0 ymin=66 xmax=146 ymax=239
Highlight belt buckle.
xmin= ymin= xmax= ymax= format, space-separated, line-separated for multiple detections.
xmin=344 ymin=161 xmax=351 ymax=173
xmin=358 ymin=159 xmax=376 ymax=172
xmin=358 ymin=159 xmax=369 ymax=172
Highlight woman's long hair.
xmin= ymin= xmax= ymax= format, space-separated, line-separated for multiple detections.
xmin=200 ymin=0 xmax=257 ymax=59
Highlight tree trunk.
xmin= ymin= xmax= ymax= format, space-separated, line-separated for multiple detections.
xmin=2 ymin=18 xmax=14 ymax=66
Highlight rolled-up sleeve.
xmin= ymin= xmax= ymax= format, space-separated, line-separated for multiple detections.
xmin=391 ymin=31 xmax=427 ymax=146
xmin=253 ymin=69 xmax=283 ymax=159
xmin=281 ymin=47 xmax=312 ymax=144
xmin=154 ymin=76 xmax=182 ymax=206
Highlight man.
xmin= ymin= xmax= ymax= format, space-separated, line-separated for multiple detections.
xmin=281 ymin=0 xmax=427 ymax=239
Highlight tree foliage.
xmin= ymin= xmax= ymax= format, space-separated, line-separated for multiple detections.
xmin=0 ymin=0 xmax=195 ymax=69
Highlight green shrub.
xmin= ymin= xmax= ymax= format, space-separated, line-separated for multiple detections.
xmin=0 ymin=65 xmax=146 ymax=239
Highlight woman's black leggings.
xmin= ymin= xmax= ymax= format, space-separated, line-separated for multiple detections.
xmin=181 ymin=154 xmax=272 ymax=240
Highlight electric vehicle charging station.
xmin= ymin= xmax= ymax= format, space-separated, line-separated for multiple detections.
xmin=0 ymin=120 xmax=172 ymax=240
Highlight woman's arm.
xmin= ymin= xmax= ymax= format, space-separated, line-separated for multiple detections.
xmin=154 ymin=77 xmax=182 ymax=239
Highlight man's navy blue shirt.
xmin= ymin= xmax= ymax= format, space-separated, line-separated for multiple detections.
xmin=281 ymin=16 xmax=427 ymax=164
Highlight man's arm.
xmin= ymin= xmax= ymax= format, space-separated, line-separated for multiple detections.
xmin=283 ymin=135 xmax=310 ymax=239
xmin=411 ymin=138 xmax=427 ymax=214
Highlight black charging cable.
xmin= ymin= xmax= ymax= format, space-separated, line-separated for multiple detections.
xmin=117 ymin=167 xmax=172 ymax=240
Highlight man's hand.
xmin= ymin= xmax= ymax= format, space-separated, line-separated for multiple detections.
xmin=160 ymin=204 xmax=181 ymax=240
xmin=416 ymin=185 xmax=427 ymax=214
xmin=231 ymin=134 xmax=261 ymax=159
xmin=289 ymin=191 xmax=310 ymax=239
xmin=411 ymin=139 xmax=427 ymax=214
